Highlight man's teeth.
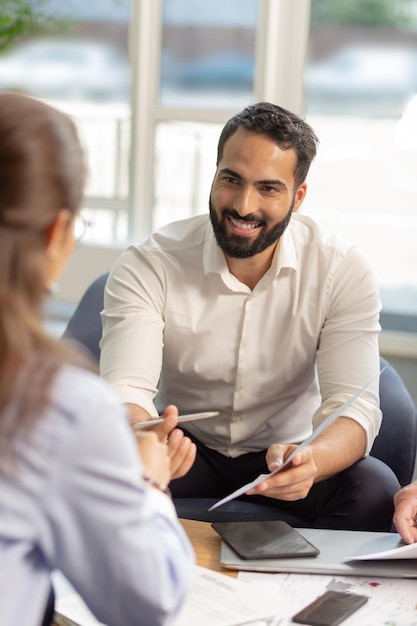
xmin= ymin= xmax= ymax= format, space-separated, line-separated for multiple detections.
xmin=230 ymin=217 xmax=258 ymax=230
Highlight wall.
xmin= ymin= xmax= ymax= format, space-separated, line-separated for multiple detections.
xmin=56 ymin=242 xmax=124 ymax=304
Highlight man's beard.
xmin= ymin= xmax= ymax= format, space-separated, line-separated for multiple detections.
xmin=209 ymin=198 xmax=294 ymax=258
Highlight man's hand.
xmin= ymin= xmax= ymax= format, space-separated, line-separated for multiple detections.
xmin=246 ymin=443 xmax=318 ymax=501
xmin=160 ymin=405 xmax=197 ymax=480
xmin=245 ymin=418 xmax=366 ymax=502
xmin=127 ymin=403 xmax=196 ymax=481
xmin=393 ymin=481 xmax=417 ymax=544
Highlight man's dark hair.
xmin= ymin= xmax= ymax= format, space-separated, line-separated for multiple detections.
xmin=216 ymin=102 xmax=319 ymax=188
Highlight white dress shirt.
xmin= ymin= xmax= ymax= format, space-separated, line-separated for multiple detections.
xmin=101 ymin=213 xmax=382 ymax=458
xmin=0 ymin=365 xmax=194 ymax=626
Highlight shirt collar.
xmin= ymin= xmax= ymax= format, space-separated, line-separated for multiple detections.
xmin=203 ymin=220 xmax=227 ymax=275
xmin=269 ymin=221 xmax=298 ymax=277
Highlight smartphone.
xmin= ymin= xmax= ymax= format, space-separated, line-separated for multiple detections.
xmin=212 ymin=520 xmax=320 ymax=560
xmin=292 ymin=590 xmax=368 ymax=626
xmin=133 ymin=410 xmax=219 ymax=431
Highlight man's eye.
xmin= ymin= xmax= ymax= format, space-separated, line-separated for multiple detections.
xmin=224 ymin=176 xmax=239 ymax=184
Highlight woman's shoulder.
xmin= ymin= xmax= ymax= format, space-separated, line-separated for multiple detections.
xmin=39 ymin=364 xmax=135 ymax=473
xmin=51 ymin=364 xmax=128 ymax=427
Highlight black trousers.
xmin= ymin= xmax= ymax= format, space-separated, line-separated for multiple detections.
xmin=171 ymin=431 xmax=400 ymax=532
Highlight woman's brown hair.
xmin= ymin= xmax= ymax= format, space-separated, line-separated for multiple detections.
xmin=0 ymin=92 xmax=86 ymax=452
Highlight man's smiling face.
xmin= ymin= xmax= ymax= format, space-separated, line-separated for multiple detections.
xmin=209 ymin=127 xmax=306 ymax=259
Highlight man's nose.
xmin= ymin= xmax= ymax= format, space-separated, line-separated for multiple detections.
xmin=233 ymin=187 xmax=256 ymax=217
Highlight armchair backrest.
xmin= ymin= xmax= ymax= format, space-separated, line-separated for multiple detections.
xmin=372 ymin=357 xmax=417 ymax=486
xmin=62 ymin=271 xmax=109 ymax=363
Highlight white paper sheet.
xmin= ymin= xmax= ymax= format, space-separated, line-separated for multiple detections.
xmin=347 ymin=540 xmax=417 ymax=561
xmin=174 ymin=565 xmax=279 ymax=625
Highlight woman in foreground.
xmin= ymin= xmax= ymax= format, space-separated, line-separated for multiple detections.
xmin=0 ymin=92 xmax=194 ymax=626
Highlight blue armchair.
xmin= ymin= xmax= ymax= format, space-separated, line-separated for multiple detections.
xmin=63 ymin=272 xmax=417 ymax=522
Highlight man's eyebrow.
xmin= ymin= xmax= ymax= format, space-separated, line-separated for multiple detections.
xmin=219 ymin=167 xmax=287 ymax=189
xmin=258 ymin=178 xmax=287 ymax=189
xmin=219 ymin=167 xmax=243 ymax=180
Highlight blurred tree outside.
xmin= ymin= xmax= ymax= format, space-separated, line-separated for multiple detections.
xmin=0 ymin=0 xmax=59 ymax=52
xmin=311 ymin=0 xmax=417 ymax=28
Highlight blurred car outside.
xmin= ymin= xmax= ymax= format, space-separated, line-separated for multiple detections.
xmin=0 ymin=38 xmax=130 ymax=101
xmin=304 ymin=44 xmax=417 ymax=118
xmin=163 ymin=52 xmax=255 ymax=91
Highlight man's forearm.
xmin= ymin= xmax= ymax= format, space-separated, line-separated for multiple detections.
xmin=310 ymin=416 xmax=367 ymax=482
xmin=126 ymin=403 xmax=152 ymax=426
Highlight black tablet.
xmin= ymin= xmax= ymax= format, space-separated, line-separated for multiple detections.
xmin=212 ymin=520 xmax=320 ymax=560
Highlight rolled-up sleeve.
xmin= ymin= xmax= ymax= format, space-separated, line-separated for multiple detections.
xmin=314 ymin=246 xmax=382 ymax=455
xmin=100 ymin=246 xmax=165 ymax=416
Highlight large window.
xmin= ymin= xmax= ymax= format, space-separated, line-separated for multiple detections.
xmin=6 ymin=0 xmax=417 ymax=330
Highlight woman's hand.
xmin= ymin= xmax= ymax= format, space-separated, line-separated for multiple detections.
xmin=137 ymin=430 xmax=171 ymax=487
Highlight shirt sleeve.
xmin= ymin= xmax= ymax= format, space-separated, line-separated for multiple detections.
xmin=41 ymin=369 xmax=194 ymax=626
xmin=100 ymin=245 xmax=164 ymax=415
xmin=314 ymin=245 xmax=382 ymax=455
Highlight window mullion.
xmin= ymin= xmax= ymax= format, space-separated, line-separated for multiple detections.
xmin=257 ymin=0 xmax=311 ymax=114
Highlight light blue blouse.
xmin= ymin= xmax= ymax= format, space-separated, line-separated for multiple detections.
xmin=0 ymin=364 xmax=194 ymax=626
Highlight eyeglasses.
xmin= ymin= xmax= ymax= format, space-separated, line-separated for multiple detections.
xmin=73 ymin=215 xmax=94 ymax=243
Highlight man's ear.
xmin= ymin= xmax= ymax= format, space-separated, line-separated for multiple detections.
xmin=45 ymin=209 xmax=72 ymax=259
xmin=292 ymin=182 xmax=307 ymax=213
